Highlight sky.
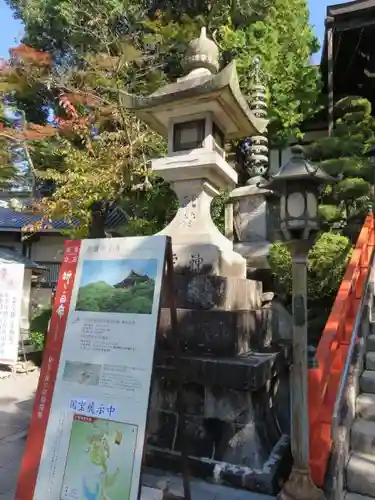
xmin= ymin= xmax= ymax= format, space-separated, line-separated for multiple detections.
xmin=79 ymin=259 xmax=157 ymax=287
xmin=0 ymin=0 xmax=349 ymax=62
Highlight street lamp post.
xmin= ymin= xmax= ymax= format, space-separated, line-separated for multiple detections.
xmin=261 ymin=145 xmax=335 ymax=500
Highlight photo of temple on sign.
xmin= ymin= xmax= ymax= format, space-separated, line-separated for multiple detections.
xmin=75 ymin=259 xmax=157 ymax=314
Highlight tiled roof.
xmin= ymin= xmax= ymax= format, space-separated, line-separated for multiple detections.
xmin=0 ymin=206 xmax=127 ymax=232
xmin=0 ymin=246 xmax=45 ymax=271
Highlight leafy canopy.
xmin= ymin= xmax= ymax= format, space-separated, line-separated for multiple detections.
xmin=2 ymin=0 xmax=320 ymax=235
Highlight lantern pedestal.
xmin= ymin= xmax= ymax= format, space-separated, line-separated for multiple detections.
xmin=278 ymin=239 xmax=324 ymax=500
xmin=226 ymin=184 xmax=280 ymax=270
xmin=152 ymin=151 xmax=247 ymax=278
xmin=278 ymin=470 xmax=326 ymax=500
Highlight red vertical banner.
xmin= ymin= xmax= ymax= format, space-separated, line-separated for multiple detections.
xmin=15 ymin=240 xmax=81 ymax=500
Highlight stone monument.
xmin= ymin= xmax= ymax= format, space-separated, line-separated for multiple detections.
xmin=226 ymin=57 xmax=279 ymax=270
xmin=120 ymin=27 xmax=268 ymax=278
xmin=120 ymin=29 xmax=292 ymax=498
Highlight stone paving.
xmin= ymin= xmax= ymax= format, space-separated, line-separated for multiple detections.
xmin=0 ymin=369 xmax=39 ymax=500
xmin=0 ymin=369 xmax=275 ymax=500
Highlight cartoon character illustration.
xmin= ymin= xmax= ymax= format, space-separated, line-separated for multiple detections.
xmin=83 ymin=478 xmax=100 ymax=500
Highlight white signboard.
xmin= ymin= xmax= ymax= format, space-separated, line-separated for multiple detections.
xmin=17 ymin=236 xmax=167 ymax=500
xmin=0 ymin=263 xmax=24 ymax=365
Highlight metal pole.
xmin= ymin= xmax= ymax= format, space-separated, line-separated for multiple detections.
xmin=278 ymin=241 xmax=325 ymax=500
xmin=290 ymin=251 xmax=309 ymax=468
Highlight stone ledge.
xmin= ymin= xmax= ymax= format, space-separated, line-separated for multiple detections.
xmin=158 ymin=308 xmax=272 ymax=355
xmin=155 ymin=350 xmax=284 ymax=391
xmin=142 ymin=467 xmax=277 ymax=499
xmin=161 ymin=275 xmax=262 ymax=311
xmin=145 ymin=434 xmax=291 ymax=496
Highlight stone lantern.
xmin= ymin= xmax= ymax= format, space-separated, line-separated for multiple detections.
xmin=262 ymin=144 xmax=335 ymax=242
xmin=119 ymin=27 xmax=268 ymax=278
xmin=225 ymin=56 xmax=274 ymax=272
xmin=261 ymin=145 xmax=335 ymax=500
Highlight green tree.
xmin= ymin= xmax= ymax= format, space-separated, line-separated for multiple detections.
xmin=4 ymin=0 xmax=320 ymax=235
xmin=145 ymin=0 xmax=320 ymax=145
xmin=306 ymin=96 xmax=375 ymax=240
xmin=269 ymin=232 xmax=353 ymax=345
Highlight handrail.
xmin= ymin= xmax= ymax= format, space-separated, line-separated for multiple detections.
xmin=331 ymin=245 xmax=375 ymax=440
xmin=308 ymin=213 xmax=375 ymax=486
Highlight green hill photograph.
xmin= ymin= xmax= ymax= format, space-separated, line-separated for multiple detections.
xmin=75 ymin=259 xmax=157 ymax=314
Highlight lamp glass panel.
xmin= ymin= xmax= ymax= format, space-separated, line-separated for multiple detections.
xmin=213 ymin=122 xmax=225 ymax=149
xmin=280 ymin=195 xmax=286 ymax=219
xmin=287 ymin=192 xmax=305 ymax=218
xmin=173 ymin=119 xmax=205 ymax=151
xmin=306 ymin=192 xmax=318 ymax=217
xmin=180 ymin=126 xmax=199 ymax=145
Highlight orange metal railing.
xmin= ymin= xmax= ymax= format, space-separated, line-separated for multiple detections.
xmin=308 ymin=213 xmax=375 ymax=486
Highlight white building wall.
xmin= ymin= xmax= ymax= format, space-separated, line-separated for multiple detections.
xmin=30 ymin=235 xmax=66 ymax=263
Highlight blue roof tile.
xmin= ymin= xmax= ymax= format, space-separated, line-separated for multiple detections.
xmin=0 ymin=206 xmax=127 ymax=232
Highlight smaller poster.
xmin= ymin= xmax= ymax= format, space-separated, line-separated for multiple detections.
xmin=61 ymin=415 xmax=138 ymax=500
xmin=0 ymin=263 xmax=25 ymax=365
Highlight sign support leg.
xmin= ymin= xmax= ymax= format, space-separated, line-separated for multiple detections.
xmin=165 ymin=237 xmax=191 ymax=500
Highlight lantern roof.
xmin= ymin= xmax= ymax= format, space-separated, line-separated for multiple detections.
xmin=261 ymin=145 xmax=335 ymax=190
xmin=119 ymin=27 xmax=268 ymax=140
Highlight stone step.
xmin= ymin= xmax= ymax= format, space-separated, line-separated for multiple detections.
xmin=367 ymin=335 xmax=375 ymax=352
xmin=347 ymin=452 xmax=375 ymax=497
xmin=351 ymin=420 xmax=375 ymax=454
xmin=143 ymin=468 xmax=277 ymax=500
xmin=366 ymin=352 xmax=375 ymax=371
xmin=161 ymin=275 xmax=263 ymax=311
xmin=158 ymin=308 xmax=273 ymax=356
xmin=345 ymin=493 xmax=375 ymax=500
xmin=145 ymin=435 xmax=291 ymax=497
xmin=155 ymin=349 xmax=284 ymax=392
xmin=357 ymin=394 xmax=375 ymax=420
xmin=360 ymin=371 xmax=375 ymax=394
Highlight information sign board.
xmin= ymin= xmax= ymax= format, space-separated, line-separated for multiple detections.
xmin=16 ymin=236 xmax=168 ymax=500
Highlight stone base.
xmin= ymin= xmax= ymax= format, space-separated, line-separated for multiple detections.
xmin=278 ymin=470 xmax=325 ymax=500
xmin=157 ymin=309 xmax=274 ymax=355
xmin=154 ymin=349 xmax=285 ymax=390
xmin=234 ymin=241 xmax=271 ymax=271
xmin=172 ymin=244 xmax=246 ymax=278
xmin=142 ymin=468 xmax=277 ymax=500
xmin=145 ymin=435 xmax=291 ymax=496
xmin=161 ymin=275 xmax=262 ymax=311
xmin=141 ymin=486 xmax=164 ymax=500
xmin=149 ymin=270 xmax=291 ymax=497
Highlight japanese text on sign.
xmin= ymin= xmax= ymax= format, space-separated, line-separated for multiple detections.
xmin=69 ymin=399 xmax=116 ymax=419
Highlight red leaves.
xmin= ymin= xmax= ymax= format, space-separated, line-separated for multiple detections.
xmin=0 ymin=123 xmax=57 ymax=142
xmin=63 ymin=92 xmax=100 ymax=107
xmin=9 ymin=45 xmax=51 ymax=67
xmin=59 ymin=92 xmax=79 ymax=120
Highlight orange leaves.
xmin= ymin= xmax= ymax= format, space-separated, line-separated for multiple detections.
xmin=9 ymin=45 xmax=52 ymax=67
xmin=63 ymin=92 xmax=100 ymax=107
xmin=0 ymin=123 xmax=57 ymax=142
